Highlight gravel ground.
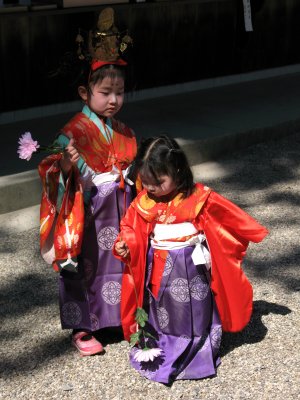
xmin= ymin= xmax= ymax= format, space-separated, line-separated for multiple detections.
xmin=1 ymin=133 xmax=300 ymax=400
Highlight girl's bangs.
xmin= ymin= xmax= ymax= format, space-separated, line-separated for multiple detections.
xmin=139 ymin=164 xmax=161 ymax=185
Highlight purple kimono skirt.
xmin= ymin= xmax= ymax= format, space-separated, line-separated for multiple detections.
xmin=59 ymin=180 xmax=133 ymax=332
xmin=130 ymin=246 xmax=222 ymax=383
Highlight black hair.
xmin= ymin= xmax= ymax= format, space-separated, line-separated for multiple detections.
xmin=86 ymin=64 xmax=126 ymax=96
xmin=49 ymin=52 xmax=126 ymax=94
xmin=132 ymin=134 xmax=194 ymax=198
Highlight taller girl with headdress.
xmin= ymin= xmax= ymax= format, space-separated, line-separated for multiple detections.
xmin=38 ymin=7 xmax=136 ymax=356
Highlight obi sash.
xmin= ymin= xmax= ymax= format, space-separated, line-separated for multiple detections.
xmin=81 ymin=164 xmax=134 ymax=191
xmin=151 ymin=222 xmax=211 ymax=269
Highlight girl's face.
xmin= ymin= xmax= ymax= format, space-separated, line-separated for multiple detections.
xmin=141 ymin=174 xmax=177 ymax=199
xmin=79 ymin=76 xmax=125 ymax=118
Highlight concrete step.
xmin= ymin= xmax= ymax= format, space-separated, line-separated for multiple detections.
xmin=0 ymin=170 xmax=41 ymax=214
xmin=2 ymin=117 xmax=299 ymax=215
xmin=0 ymin=204 xmax=39 ymax=236
xmin=0 ymin=160 xmax=227 ymax=234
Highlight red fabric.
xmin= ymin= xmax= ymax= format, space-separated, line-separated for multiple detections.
xmin=196 ymin=192 xmax=268 ymax=331
xmin=114 ymin=183 xmax=268 ymax=340
xmin=91 ymin=58 xmax=127 ymax=72
xmin=39 ymin=114 xmax=136 ymax=272
xmin=39 ymin=155 xmax=84 ymax=270
xmin=150 ymin=249 xmax=168 ymax=298
xmin=61 ymin=114 xmax=136 ymax=174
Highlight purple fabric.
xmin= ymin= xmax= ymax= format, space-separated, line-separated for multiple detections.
xmin=59 ymin=181 xmax=133 ymax=332
xmin=130 ymin=246 xmax=222 ymax=383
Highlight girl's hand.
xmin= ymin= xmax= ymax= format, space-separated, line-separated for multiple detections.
xmin=60 ymin=138 xmax=80 ymax=176
xmin=115 ymin=240 xmax=130 ymax=258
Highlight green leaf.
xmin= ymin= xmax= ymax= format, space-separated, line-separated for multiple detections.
xmin=129 ymin=330 xmax=141 ymax=347
xmin=135 ymin=307 xmax=148 ymax=328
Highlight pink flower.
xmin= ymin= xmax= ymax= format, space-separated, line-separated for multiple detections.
xmin=17 ymin=132 xmax=64 ymax=161
xmin=133 ymin=347 xmax=163 ymax=363
xmin=17 ymin=132 xmax=40 ymax=161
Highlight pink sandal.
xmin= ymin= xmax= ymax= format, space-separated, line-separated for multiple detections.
xmin=72 ymin=331 xmax=103 ymax=356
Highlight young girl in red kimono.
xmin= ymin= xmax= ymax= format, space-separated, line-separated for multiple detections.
xmin=114 ymin=135 xmax=268 ymax=383
xmin=38 ymin=8 xmax=136 ymax=356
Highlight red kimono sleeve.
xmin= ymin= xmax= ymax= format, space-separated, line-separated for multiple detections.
xmin=39 ymin=154 xmax=84 ymax=272
xmin=113 ymin=205 xmax=152 ymax=341
xmin=197 ymin=191 xmax=268 ymax=332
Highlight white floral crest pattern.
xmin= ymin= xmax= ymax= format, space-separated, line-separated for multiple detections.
xmin=98 ymin=182 xmax=115 ymax=197
xmin=90 ymin=313 xmax=100 ymax=330
xmin=101 ymin=281 xmax=121 ymax=305
xmin=210 ymin=326 xmax=222 ymax=349
xmin=170 ymin=278 xmax=190 ymax=302
xmin=157 ymin=306 xmax=169 ymax=329
xmin=61 ymin=301 xmax=82 ymax=326
xmin=97 ymin=226 xmax=119 ymax=250
xmin=175 ymin=335 xmax=191 ymax=350
xmin=189 ymin=275 xmax=209 ymax=301
xmin=163 ymin=254 xmax=173 ymax=276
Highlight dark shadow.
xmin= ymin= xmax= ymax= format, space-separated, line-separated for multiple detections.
xmin=0 ymin=272 xmax=58 ymax=323
xmin=0 ymin=334 xmax=73 ymax=377
xmin=193 ymin=132 xmax=300 ymax=292
xmin=94 ymin=326 xmax=124 ymax=346
xmin=0 ymin=327 xmax=125 ymax=378
xmin=140 ymin=354 xmax=165 ymax=372
xmin=211 ymin=137 xmax=300 ymax=193
xmin=0 ymin=230 xmax=19 ymax=253
xmin=220 ymin=300 xmax=291 ymax=357
xmin=0 ymin=226 xmax=40 ymax=254
xmin=245 ymin=246 xmax=300 ymax=292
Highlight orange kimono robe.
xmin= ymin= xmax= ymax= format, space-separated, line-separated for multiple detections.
xmin=39 ymin=110 xmax=137 ymax=272
xmin=115 ymin=183 xmax=268 ymax=340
